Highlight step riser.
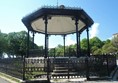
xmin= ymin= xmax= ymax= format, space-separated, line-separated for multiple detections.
xmin=54 ymin=65 xmax=73 ymax=67
xmin=53 ymin=70 xmax=76 ymax=73
xmin=54 ymin=71 xmax=68 ymax=73
xmin=55 ymin=67 xmax=74 ymax=70
xmin=52 ymin=72 xmax=79 ymax=76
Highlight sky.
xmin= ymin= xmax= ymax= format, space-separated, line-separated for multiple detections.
xmin=0 ymin=0 xmax=118 ymax=48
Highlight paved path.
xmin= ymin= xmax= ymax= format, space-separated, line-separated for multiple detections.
xmin=0 ymin=77 xmax=10 ymax=83
xmin=84 ymin=81 xmax=118 ymax=83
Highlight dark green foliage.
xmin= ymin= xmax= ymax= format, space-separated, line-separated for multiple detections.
xmin=90 ymin=37 xmax=104 ymax=48
xmin=48 ymin=36 xmax=118 ymax=56
xmin=0 ymin=31 xmax=40 ymax=58
xmin=102 ymin=42 xmax=117 ymax=54
xmin=0 ymin=29 xmax=117 ymax=58
xmin=0 ymin=31 xmax=7 ymax=58
xmin=112 ymin=36 xmax=118 ymax=51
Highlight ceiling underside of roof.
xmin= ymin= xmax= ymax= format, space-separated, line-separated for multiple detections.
xmin=31 ymin=16 xmax=86 ymax=35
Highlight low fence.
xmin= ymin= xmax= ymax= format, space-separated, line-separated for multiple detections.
xmin=0 ymin=54 xmax=117 ymax=80
xmin=89 ymin=55 xmax=117 ymax=76
xmin=0 ymin=58 xmax=23 ymax=79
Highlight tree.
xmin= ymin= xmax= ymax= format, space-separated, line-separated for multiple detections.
xmin=68 ymin=45 xmax=76 ymax=56
xmin=0 ymin=31 xmax=7 ymax=58
xmin=48 ymin=36 xmax=118 ymax=56
xmin=81 ymin=38 xmax=87 ymax=50
xmin=93 ymin=49 xmax=102 ymax=55
xmin=91 ymin=46 xmax=99 ymax=54
xmin=112 ymin=35 xmax=118 ymax=51
xmin=7 ymin=31 xmax=39 ymax=57
xmin=55 ymin=44 xmax=64 ymax=56
xmin=90 ymin=37 xmax=103 ymax=54
xmin=102 ymin=42 xmax=117 ymax=54
xmin=48 ymin=48 xmax=55 ymax=57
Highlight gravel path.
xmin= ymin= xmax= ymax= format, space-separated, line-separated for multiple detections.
xmin=0 ymin=77 xmax=10 ymax=83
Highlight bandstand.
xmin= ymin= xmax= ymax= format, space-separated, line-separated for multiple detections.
xmin=22 ymin=5 xmax=94 ymax=81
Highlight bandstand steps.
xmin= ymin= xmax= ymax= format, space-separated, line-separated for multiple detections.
xmin=51 ymin=58 xmax=79 ymax=78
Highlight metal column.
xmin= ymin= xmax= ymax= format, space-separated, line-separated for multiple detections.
xmin=44 ymin=15 xmax=48 ymax=59
xmin=75 ymin=17 xmax=79 ymax=57
xmin=86 ymin=27 xmax=90 ymax=80
xmin=23 ymin=55 xmax=25 ymax=80
xmin=78 ymin=32 xmax=81 ymax=56
xmin=86 ymin=27 xmax=90 ymax=57
xmin=27 ymin=30 xmax=30 ymax=58
xmin=44 ymin=15 xmax=50 ymax=82
xmin=32 ymin=32 xmax=35 ymax=49
xmin=63 ymin=35 xmax=66 ymax=57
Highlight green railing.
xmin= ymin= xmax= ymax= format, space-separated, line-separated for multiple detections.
xmin=0 ymin=54 xmax=117 ymax=80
